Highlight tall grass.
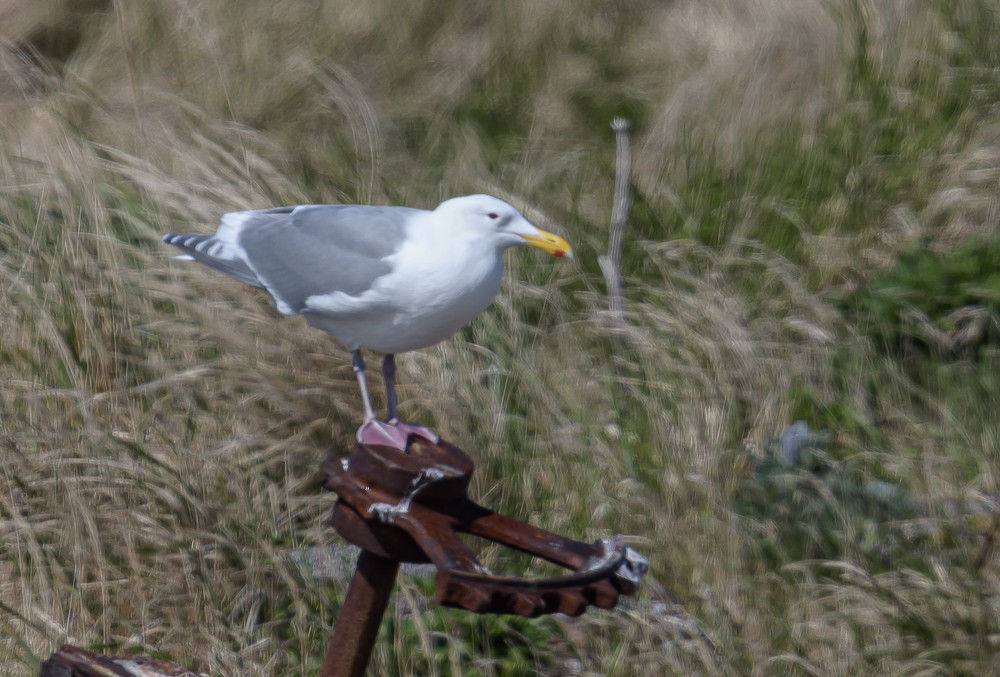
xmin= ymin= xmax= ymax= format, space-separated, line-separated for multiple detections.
xmin=2 ymin=0 xmax=1000 ymax=674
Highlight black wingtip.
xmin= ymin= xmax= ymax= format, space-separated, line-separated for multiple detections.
xmin=162 ymin=232 xmax=184 ymax=245
xmin=163 ymin=232 xmax=200 ymax=248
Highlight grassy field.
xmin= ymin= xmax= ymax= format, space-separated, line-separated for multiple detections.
xmin=2 ymin=0 xmax=1000 ymax=674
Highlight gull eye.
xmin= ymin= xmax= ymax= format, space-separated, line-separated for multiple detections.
xmin=487 ymin=212 xmax=500 ymax=220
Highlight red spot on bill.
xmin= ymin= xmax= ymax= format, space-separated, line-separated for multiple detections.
xmin=553 ymin=250 xmax=566 ymax=258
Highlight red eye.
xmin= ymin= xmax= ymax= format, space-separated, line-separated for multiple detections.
xmin=487 ymin=212 xmax=499 ymax=220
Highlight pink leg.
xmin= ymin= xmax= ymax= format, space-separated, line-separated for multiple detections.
xmin=352 ymin=351 xmax=438 ymax=450
xmin=356 ymin=418 xmax=427 ymax=449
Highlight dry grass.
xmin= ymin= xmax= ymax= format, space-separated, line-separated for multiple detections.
xmin=2 ymin=0 xmax=1000 ymax=674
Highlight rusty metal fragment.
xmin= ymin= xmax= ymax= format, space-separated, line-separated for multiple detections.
xmin=39 ymin=644 xmax=201 ymax=677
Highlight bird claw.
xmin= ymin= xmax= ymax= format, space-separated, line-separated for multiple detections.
xmin=390 ymin=419 xmax=441 ymax=445
xmin=356 ymin=419 xmax=440 ymax=450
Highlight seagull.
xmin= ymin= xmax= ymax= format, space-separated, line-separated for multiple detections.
xmin=163 ymin=194 xmax=573 ymax=449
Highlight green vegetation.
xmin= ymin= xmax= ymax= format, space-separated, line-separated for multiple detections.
xmin=846 ymin=236 xmax=1000 ymax=359
xmin=2 ymin=0 xmax=1000 ymax=674
xmin=384 ymin=577 xmax=559 ymax=677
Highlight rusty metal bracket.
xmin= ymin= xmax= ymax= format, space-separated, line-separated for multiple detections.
xmin=322 ymin=439 xmax=647 ymax=618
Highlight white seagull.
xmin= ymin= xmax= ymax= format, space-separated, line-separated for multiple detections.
xmin=163 ymin=194 xmax=573 ymax=449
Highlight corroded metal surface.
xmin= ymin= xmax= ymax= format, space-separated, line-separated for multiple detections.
xmin=320 ymin=551 xmax=400 ymax=677
xmin=322 ymin=438 xmax=647 ymax=618
xmin=39 ymin=644 xmax=201 ymax=677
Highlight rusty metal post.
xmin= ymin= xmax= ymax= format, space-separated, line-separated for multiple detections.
xmin=319 ymin=550 xmax=400 ymax=677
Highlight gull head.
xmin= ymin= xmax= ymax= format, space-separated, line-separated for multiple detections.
xmin=435 ymin=194 xmax=573 ymax=259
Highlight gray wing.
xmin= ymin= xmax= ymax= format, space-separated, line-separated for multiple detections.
xmin=237 ymin=204 xmax=422 ymax=313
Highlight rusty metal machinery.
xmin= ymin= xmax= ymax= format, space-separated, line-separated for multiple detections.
xmin=318 ymin=437 xmax=647 ymax=676
xmin=40 ymin=437 xmax=648 ymax=677
xmin=322 ymin=438 xmax=647 ymax=617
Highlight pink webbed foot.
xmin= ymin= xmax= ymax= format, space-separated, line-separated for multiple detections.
xmin=356 ymin=418 xmax=440 ymax=450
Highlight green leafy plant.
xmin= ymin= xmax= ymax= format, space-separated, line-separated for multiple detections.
xmin=734 ymin=430 xmax=918 ymax=571
xmin=845 ymin=237 xmax=1000 ymax=358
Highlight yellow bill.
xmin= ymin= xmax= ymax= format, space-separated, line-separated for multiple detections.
xmin=520 ymin=229 xmax=574 ymax=259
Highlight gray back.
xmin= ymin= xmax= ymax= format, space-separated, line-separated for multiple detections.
xmin=238 ymin=205 xmax=423 ymax=312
